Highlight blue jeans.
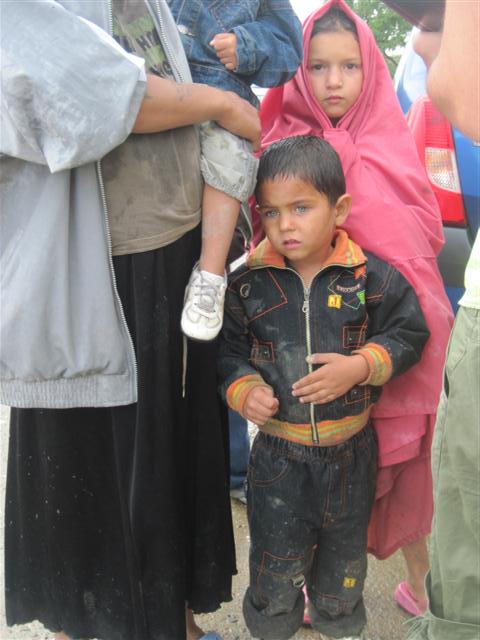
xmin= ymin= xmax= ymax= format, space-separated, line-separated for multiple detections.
xmin=243 ymin=426 xmax=377 ymax=640
xmin=228 ymin=409 xmax=250 ymax=490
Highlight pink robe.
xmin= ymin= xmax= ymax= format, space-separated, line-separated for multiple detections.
xmin=259 ymin=0 xmax=453 ymax=558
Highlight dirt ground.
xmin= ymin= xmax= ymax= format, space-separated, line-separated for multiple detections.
xmin=0 ymin=406 xmax=413 ymax=640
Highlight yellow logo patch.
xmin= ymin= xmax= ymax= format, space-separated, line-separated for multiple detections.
xmin=328 ymin=294 xmax=342 ymax=309
xmin=343 ymin=577 xmax=357 ymax=588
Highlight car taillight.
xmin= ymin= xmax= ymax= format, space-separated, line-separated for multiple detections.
xmin=407 ymin=96 xmax=467 ymax=227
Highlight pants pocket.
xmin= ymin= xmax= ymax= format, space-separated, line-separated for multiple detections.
xmin=248 ymin=438 xmax=290 ymax=487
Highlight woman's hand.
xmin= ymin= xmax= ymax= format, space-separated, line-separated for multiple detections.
xmin=292 ymin=353 xmax=369 ymax=404
xmin=133 ymin=75 xmax=260 ymax=150
xmin=215 ymin=89 xmax=261 ymax=149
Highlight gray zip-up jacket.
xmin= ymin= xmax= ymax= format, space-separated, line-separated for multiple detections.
xmin=0 ymin=0 xmax=257 ymax=408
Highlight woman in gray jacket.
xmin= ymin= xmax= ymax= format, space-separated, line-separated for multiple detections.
xmin=0 ymin=2 xmax=261 ymax=639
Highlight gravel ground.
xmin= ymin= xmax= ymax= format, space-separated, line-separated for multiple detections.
xmin=0 ymin=405 xmax=413 ymax=639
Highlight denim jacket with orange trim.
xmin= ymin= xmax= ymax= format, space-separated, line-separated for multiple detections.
xmin=218 ymin=230 xmax=429 ymax=447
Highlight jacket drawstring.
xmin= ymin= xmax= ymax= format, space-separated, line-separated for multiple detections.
xmin=182 ymin=335 xmax=188 ymax=398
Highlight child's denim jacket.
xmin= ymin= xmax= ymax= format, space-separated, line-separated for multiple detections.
xmin=167 ymin=0 xmax=303 ymax=105
xmin=218 ymin=231 xmax=430 ymax=447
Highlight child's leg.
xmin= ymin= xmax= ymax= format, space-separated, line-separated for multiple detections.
xmin=399 ymin=537 xmax=429 ymax=606
xmin=199 ymin=185 xmax=240 ymax=276
xmin=181 ymin=185 xmax=238 ymax=341
xmin=243 ymin=434 xmax=316 ymax=640
xmin=307 ymin=426 xmax=377 ymax=639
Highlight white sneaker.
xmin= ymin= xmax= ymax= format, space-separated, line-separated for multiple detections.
xmin=181 ymin=264 xmax=227 ymax=341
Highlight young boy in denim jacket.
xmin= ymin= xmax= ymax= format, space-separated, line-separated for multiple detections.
xmin=169 ymin=1 xmax=303 ymax=341
xmin=218 ymin=136 xmax=430 ymax=640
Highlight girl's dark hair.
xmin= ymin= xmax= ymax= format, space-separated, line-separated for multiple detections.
xmin=256 ymin=136 xmax=346 ymax=206
xmin=311 ymin=7 xmax=358 ymax=40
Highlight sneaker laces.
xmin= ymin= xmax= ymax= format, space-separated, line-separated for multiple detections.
xmin=190 ymin=274 xmax=224 ymax=317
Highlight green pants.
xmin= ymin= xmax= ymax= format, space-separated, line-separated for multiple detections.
xmin=408 ymin=306 xmax=480 ymax=640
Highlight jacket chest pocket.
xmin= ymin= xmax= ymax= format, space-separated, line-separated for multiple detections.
xmin=238 ymin=270 xmax=289 ymax=324
xmin=343 ymin=325 xmax=367 ymax=350
xmin=344 ymin=385 xmax=370 ymax=408
xmin=327 ymin=270 xmax=366 ymax=312
xmin=250 ymin=339 xmax=275 ymax=364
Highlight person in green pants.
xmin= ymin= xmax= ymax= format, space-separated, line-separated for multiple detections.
xmin=384 ymin=1 xmax=480 ymax=638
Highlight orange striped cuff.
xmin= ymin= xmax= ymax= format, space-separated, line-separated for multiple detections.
xmin=259 ymin=407 xmax=372 ymax=447
xmin=354 ymin=343 xmax=392 ymax=386
xmin=226 ymin=374 xmax=268 ymax=414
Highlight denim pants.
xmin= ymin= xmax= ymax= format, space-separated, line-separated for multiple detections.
xmin=243 ymin=425 xmax=377 ymax=640
xmin=229 ymin=409 xmax=250 ymax=490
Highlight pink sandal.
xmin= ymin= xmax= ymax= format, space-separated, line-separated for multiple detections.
xmin=394 ymin=581 xmax=427 ymax=616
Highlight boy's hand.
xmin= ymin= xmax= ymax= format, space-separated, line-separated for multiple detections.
xmin=210 ymin=33 xmax=238 ymax=71
xmin=292 ymin=354 xmax=369 ymax=405
xmin=243 ymin=386 xmax=279 ymax=426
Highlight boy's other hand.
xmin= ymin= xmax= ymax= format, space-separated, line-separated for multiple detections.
xmin=210 ymin=33 xmax=238 ymax=71
xmin=292 ymin=353 xmax=369 ymax=404
xmin=243 ymin=386 xmax=279 ymax=426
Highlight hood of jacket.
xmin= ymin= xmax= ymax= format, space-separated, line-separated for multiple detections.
xmin=247 ymin=229 xmax=366 ymax=272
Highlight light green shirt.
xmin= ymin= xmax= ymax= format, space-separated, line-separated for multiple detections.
xmin=459 ymin=230 xmax=480 ymax=309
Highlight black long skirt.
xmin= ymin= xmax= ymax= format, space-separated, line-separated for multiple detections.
xmin=5 ymin=227 xmax=235 ymax=640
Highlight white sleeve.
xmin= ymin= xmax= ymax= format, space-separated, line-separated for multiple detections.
xmin=1 ymin=1 xmax=146 ymax=171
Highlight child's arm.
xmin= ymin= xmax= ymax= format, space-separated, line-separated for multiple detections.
xmin=292 ymin=353 xmax=369 ymax=405
xmin=210 ymin=1 xmax=303 ymax=87
xmin=242 ymin=386 xmax=279 ymax=426
xmin=218 ymin=274 xmax=278 ymax=421
xmin=354 ymin=259 xmax=430 ymax=384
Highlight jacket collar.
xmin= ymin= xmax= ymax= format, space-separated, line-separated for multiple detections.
xmin=247 ymin=229 xmax=367 ymax=271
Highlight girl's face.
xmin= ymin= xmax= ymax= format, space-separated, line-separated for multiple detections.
xmin=307 ymin=29 xmax=363 ymax=122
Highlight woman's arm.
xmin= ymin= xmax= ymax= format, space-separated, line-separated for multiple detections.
xmin=1 ymin=1 xmax=146 ymax=171
xmin=133 ymin=75 xmax=261 ymax=148
xmin=419 ymin=0 xmax=480 ymax=141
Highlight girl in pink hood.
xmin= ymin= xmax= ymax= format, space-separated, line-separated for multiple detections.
xmin=259 ymin=0 xmax=453 ymax=621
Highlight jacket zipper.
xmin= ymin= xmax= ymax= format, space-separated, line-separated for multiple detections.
xmin=250 ymin=259 xmax=364 ymax=443
xmin=152 ymin=0 xmax=187 ymax=82
xmin=266 ymin=263 xmax=321 ymax=444
xmin=302 ymin=287 xmax=319 ymax=444
xmin=96 ymin=0 xmax=138 ymax=394
xmin=105 ymin=0 xmax=113 ymax=34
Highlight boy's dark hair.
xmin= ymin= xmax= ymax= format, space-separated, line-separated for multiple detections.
xmin=311 ymin=7 xmax=358 ymax=40
xmin=256 ymin=136 xmax=346 ymax=206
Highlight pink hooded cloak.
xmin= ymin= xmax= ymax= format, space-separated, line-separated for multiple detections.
xmin=259 ymin=0 xmax=453 ymax=557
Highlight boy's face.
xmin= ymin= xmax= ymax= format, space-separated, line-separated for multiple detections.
xmin=256 ymin=177 xmax=351 ymax=276
xmin=307 ymin=30 xmax=363 ymax=122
